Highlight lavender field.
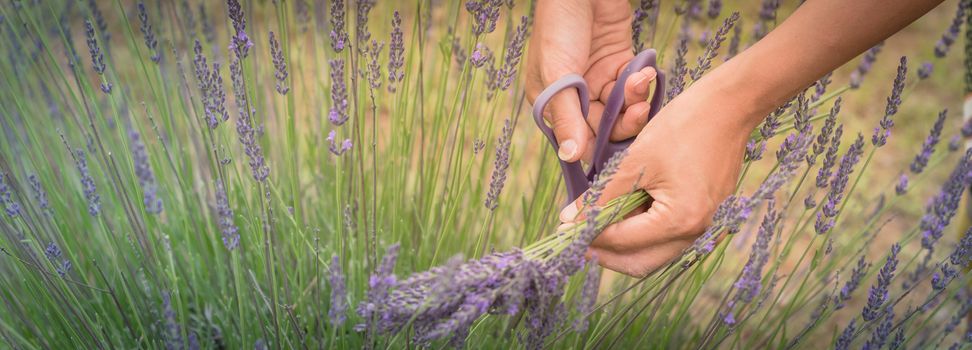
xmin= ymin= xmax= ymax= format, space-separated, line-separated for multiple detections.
xmin=0 ymin=0 xmax=971 ymax=348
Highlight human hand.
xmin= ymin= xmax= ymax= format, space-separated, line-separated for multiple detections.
xmin=525 ymin=0 xmax=658 ymax=163
xmin=558 ymin=71 xmax=763 ymax=277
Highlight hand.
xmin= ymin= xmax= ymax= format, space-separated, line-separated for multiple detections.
xmin=525 ymin=0 xmax=658 ymax=163
xmin=559 ymin=71 xmax=761 ymax=277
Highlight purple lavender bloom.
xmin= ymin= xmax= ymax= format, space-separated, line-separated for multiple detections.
xmin=387 ymin=11 xmax=405 ymax=93
xmin=84 ymin=0 xmax=110 ymax=44
xmin=935 ymin=1 xmax=965 ymax=58
xmin=466 ymin=0 xmax=502 ymax=35
xmin=27 ymin=174 xmax=50 ymax=215
xmin=470 ymin=43 xmax=493 ymax=69
xmin=759 ymin=104 xmax=787 ymax=140
xmin=707 ymin=0 xmax=722 ymax=19
xmin=732 ymin=202 xmax=780 ymax=306
xmin=329 ymin=0 xmax=347 ymax=52
xmin=484 ymin=119 xmax=513 ymax=210
xmin=215 ymin=182 xmax=238 ymax=250
xmin=917 ymin=61 xmax=934 ymax=80
xmin=0 ymin=172 xmax=20 ymax=218
xmin=356 ymin=244 xmax=400 ymax=337
xmin=72 ymin=149 xmax=101 ymax=217
xmin=690 ymin=12 xmax=739 ymax=80
xmin=631 ymin=0 xmax=655 ymax=52
xmin=862 ymin=243 xmax=901 ymax=321
xmin=911 ymin=110 xmax=946 ymax=174
xmin=809 ymin=97 xmax=841 ymax=165
xmin=835 ymin=319 xmax=857 ymax=350
xmin=811 ymin=72 xmax=834 ymax=105
xmin=725 ymin=21 xmax=742 ymax=61
xmin=950 ymin=227 xmax=972 ymax=267
xmin=895 ymin=174 xmax=908 ymax=195
xmin=573 ymin=257 xmax=601 ymax=332
xmin=328 ymin=59 xmax=349 ymax=126
xmin=850 ymin=42 xmax=884 ymax=89
xmin=367 ymin=40 xmax=384 ymax=90
xmin=44 ymin=242 xmax=72 ymax=277
xmin=889 ymin=328 xmax=905 ymax=349
xmin=758 ymin=0 xmax=779 ymax=21
xmin=835 ymin=255 xmax=869 ymax=309
xmin=268 ymin=31 xmax=289 ymax=95
xmin=329 ymin=255 xmax=348 ymax=326
xmin=355 ymin=0 xmax=376 ymax=52
xmin=161 ymin=291 xmax=183 ymax=350
xmin=208 ymin=63 xmax=229 ymax=126
xmin=229 ymin=58 xmax=269 ymax=182
xmin=872 ymin=57 xmax=907 ymax=147
xmin=192 ymin=40 xmax=214 ymax=126
xmin=226 ymin=0 xmax=253 ymax=59
xmin=327 ymin=130 xmax=352 ymax=156
xmin=666 ymin=34 xmax=689 ymax=103
xmin=815 ymin=134 xmax=864 ymax=235
xmin=745 ymin=139 xmax=766 ymax=162
xmin=199 ymin=4 xmax=216 ymax=45
xmin=918 ymin=148 xmax=972 ymax=251
xmin=949 ymin=134 xmax=962 ymax=152
xmin=128 ymin=127 xmax=163 ymax=214
xmin=451 ymin=32 xmax=467 ymax=67
xmin=137 ymin=2 xmax=161 ymax=63
xmin=83 ymin=20 xmax=111 ymax=94
xmin=497 ymin=16 xmax=529 ymax=92
xmin=863 ymin=307 xmax=894 ymax=350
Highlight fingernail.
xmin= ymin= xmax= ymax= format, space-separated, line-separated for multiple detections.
xmin=632 ymin=73 xmax=650 ymax=95
xmin=556 ymin=223 xmax=573 ymax=233
xmin=558 ymin=139 xmax=577 ymax=161
xmin=560 ymin=202 xmax=579 ymax=222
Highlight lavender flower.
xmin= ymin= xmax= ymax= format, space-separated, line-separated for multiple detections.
xmin=230 ymin=58 xmax=269 ymax=182
xmin=268 ymin=31 xmax=288 ymax=95
xmin=192 ymin=40 xmax=213 ymax=123
xmin=911 ymin=109 xmax=946 ymax=174
xmin=470 ymin=43 xmax=493 ymax=68
xmin=573 ymin=257 xmax=600 ymax=332
xmin=227 ymin=0 xmax=253 ymax=59
xmin=666 ymin=33 xmax=689 ymax=103
xmin=128 ymin=127 xmax=162 ymax=214
xmin=0 ymin=172 xmax=19 ymax=218
xmin=199 ymin=4 xmax=216 ymax=45
xmin=84 ymin=0 xmax=110 ymax=45
xmin=815 ymin=133 xmax=864 ymax=235
xmin=72 ymin=149 xmax=101 ymax=217
xmin=466 ymin=0 xmax=502 ymax=35
xmin=327 ymin=130 xmax=352 ymax=156
xmin=366 ymin=40 xmax=384 ymax=90
xmin=208 ymin=63 xmax=229 ymax=127
xmin=745 ymin=139 xmax=766 ymax=162
xmin=895 ymin=174 xmax=908 ymax=195
xmin=355 ymin=0 xmax=376 ymax=51
xmin=215 ymin=182 xmax=238 ymax=250
xmin=835 ymin=255 xmax=869 ymax=309
xmin=809 ymin=97 xmax=841 ymax=165
xmin=161 ymin=291 xmax=182 ymax=350
xmin=872 ymin=57 xmax=907 ymax=147
xmin=835 ymin=319 xmax=856 ymax=350
xmin=631 ymin=0 xmax=655 ymax=52
xmin=484 ymin=119 xmax=513 ymax=210
xmin=27 ymin=174 xmax=49 ymax=215
xmin=935 ymin=1 xmax=965 ymax=58
xmin=387 ymin=11 xmax=405 ymax=93
xmin=863 ymin=307 xmax=894 ymax=350
xmin=690 ymin=12 xmax=739 ymax=80
xmin=497 ymin=16 xmax=529 ymax=92
xmin=707 ymin=0 xmax=722 ymax=19
xmin=328 ymin=59 xmax=349 ymax=126
xmin=850 ymin=42 xmax=884 ymax=89
xmin=732 ymin=202 xmax=780 ymax=306
xmin=918 ymin=148 xmax=972 ymax=251
xmin=862 ymin=243 xmax=901 ymax=321
xmin=84 ymin=20 xmax=111 ymax=94
xmin=329 ymin=255 xmax=348 ymax=326
xmin=329 ymin=0 xmax=347 ymax=51
xmin=889 ymin=328 xmax=905 ymax=349
xmin=949 ymin=134 xmax=962 ymax=152
xmin=918 ymin=61 xmax=933 ymax=80
xmin=950 ymin=227 xmax=972 ymax=267
xmin=44 ymin=242 xmax=72 ymax=277
xmin=811 ymin=72 xmax=833 ymax=106
xmin=356 ymin=244 xmax=400 ymax=338
xmin=137 ymin=2 xmax=160 ymax=63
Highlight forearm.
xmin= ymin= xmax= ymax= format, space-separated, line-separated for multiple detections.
xmin=698 ymin=0 xmax=944 ymax=132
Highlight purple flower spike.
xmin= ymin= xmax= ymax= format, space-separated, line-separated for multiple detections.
xmin=835 ymin=319 xmax=856 ymax=350
xmin=229 ymin=58 xmax=269 ymax=182
xmin=470 ymin=43 xmax=493 ymax=69
xmin=484 ymin=119 xmax=513 ymax=210
xmin=872 ymin=57 xmax=907 ymax=147
xmin=329 ymin=0 xmax=347 ymax=52
xmin=707 ymin=0 xmax=722 ymax=19
xmin=227 ymin=0 xmax=253 ymax=59
xmin=815 ymin=133 xmax=864 ymax=235
xmin=355 ymin=0 xmax=376 ymax=52
xmin=27 ymin=174 xmax=50 ymax=216
xmin=834 ymin=256 xmax=869 ymax=309
xmin=862 ymin=243 xmax=901 ymax=321
xmin=809 ymin=97 xmax=841 ymax=165
xmin=666 ymin=34 xmax=689 ymax=103
xmin=328 ymin=59 xmax=349 ymax=126
xmin=917 ymin=61 xmax=933 ymax=80
xmin=725 ymin=21 xmax=742 ymax=61
xmin=911 ymin=110 xmax=946 ymax=174
xmin=0 ymin=172 xmax=21 ymax=218
xmin=268 ymin=31 xmax=289 ymax=95
xmin=850 ymin=42 xmax=884 ymax=89
xmin=863 ymin=307 xmax=894 ymax=350
xmin=690 ymin=12 xmax=739 ymax=80
xmin=71 ymin=149 xmax=101 ymax=217
xmin=496 ymin=16 xmax=529 ymax=93
xmin=732 ymin=202 xmax=780 ymax=305
xmin=466 ymin=0 xmax=502 ymax=35
xmin=366 ymin=40 xmax=384 ymax=90
xmin=573 ymin=257 xmax=601 ymax=332
xmin=209 ymin=63 xmax=229 ymax=126
xmin=918 ymin=148 xmax=972 ymax=253
xmin=387 ymin=11 xmax=405 ymax=93
xmin=44 ymin=242 xmax=72 ymax=277
xmin=127 ymin=127 xmax=163 ymax=214
xmin=895 ymin=174 xmax=908 ymax=196
xmin=137 ymin=2 xmax=160 ymax=63
xmin=949 ymin=134 xmax=962 ymax=152
xmin=631 ymin=0 xmax=656 ymax=52
xmin=329 ymin=255 xmax=348 ymax=326
xmin=327 ymin=130 xmax=352 ymax=156
xmin=83 ymin=20 xmax=111 ymax=93
xmin=215 ymin=181 xmax=239 ymax=250
xmin=356 ymin=244 xmax=400 ymax=338
xmin=934 ymin=1 xmax=965 ymax=58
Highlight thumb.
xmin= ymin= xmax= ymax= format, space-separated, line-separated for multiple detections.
xmin=545 ymin=88 xmax=594 ymax=163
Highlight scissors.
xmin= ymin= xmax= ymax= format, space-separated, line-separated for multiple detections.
xmin=532 ymin=49 xmax=665 ymax=206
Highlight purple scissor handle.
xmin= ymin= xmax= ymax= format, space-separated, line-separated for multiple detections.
xmin=532 ymin=49 xmax=666 ymax=206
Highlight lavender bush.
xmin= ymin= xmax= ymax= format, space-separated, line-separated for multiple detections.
xmin=0 ymin=0 xmax=969 ymax=349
